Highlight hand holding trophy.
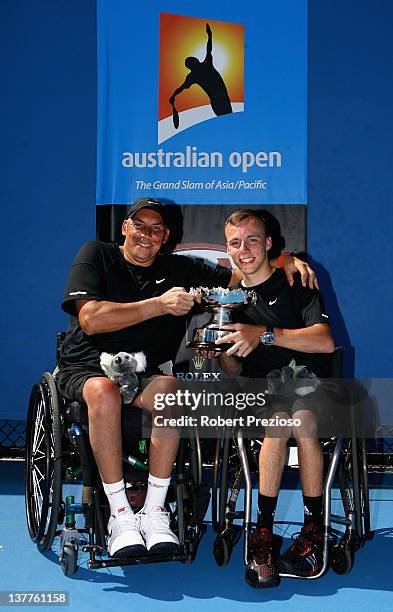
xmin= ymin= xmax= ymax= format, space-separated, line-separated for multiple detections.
xmin=187 ymin=287 xmax=257 ymax=352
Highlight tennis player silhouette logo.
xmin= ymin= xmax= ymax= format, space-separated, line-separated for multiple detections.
xmin=158 ymin=14 xmax=243 ymax=143
xmin=169 ymin=23 xmax=233 ymax=129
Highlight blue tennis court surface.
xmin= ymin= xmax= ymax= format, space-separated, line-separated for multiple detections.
xmin=1 ymin=461 xmax=392 ymax=612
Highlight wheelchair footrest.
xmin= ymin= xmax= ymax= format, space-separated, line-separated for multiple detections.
xmin=88 ymin=549 xmax=191 ymax=568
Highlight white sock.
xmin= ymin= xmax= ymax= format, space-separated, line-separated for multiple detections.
xmin=102 ymin=478 xmax=132 ymax=516
xmin=143 ymin=474 xmax=171 ymax=512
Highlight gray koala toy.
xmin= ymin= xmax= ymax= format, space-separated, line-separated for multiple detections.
xmin=100 ymin=351 xmax=147 ymax=404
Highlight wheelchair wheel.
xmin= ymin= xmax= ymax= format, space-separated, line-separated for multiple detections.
xmin=359 ymin=437 xmax=373 ymax=541
xmin=213 ymin=525 xmax=241 ymax=567
xmin=336 ymin=437 xmax=370 ymax=545
xmin=330 ymin=544 xmax=354 ymax=575
xmin=173 ymin=437 xmax=209 ymax=560
xmin=60 ymin=543 xmax=78 ymax=577
xmin=25 ymin=373 xmax=63 ymax=551
xmin=216 ymin=437 xmax=244 ymax=532
xmin=211 ymin=438 xmax=222 ymax=532
xmin=213 ymin=533 xmax=231 ymax=566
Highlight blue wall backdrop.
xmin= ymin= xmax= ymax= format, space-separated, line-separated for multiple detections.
xmin=308 ymin=0 xmax=393 ymax=377
xmin=1 ymin=0 xmax=392 ymax=419
xmin=1 ymin=1 xmax=97 ymax=419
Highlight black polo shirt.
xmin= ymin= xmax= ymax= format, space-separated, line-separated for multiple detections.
xmin=60 ymin=240 xmax=231 ymax=372
xmin=232 ymin=269 xmax=332 ymax=377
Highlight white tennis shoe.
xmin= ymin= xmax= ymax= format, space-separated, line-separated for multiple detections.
xmin=137 ymin=505 xmax=180 ymax=553
xmin=107 ymin=508 xmax=146 ymax=557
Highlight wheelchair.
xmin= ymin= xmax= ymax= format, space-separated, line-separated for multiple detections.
xmin=24 ymin=334 xmax=210 ymax=576
xmin=211 ymin=348 xmax=373 ymax=578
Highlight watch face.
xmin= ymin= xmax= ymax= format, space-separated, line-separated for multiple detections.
xmin=261 ymin=331 xmax=275 ymax=346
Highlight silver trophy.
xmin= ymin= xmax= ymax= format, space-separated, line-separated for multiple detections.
xmin=187 ymin=287 xmax=257 ymax=352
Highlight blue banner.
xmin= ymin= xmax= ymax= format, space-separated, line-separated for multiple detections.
xmin=97 ymin=0 xmax=307 ymax=205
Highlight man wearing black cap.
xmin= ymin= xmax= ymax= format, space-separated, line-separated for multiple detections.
xmin=58 ymin=198 xmax=315 ymax=558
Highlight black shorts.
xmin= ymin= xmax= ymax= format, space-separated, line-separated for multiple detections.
xmin=267 ymin=385 xmax=330 ymax=418
xmin=262 ymin=380 xmax=352 ymax=437
xmin=56 ymin=364 xmax=164 ymax=406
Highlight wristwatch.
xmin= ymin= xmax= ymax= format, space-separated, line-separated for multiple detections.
xmin=260 ymin=325 xmax=276 ymax=346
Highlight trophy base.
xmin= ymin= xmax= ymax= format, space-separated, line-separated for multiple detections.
xmin=186 ymin=340 xmax=231 ymax=352
xmin=187 ymin=327 xmax=232 ymax=353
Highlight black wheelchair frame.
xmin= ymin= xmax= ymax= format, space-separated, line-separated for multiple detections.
xmin=211 ymin=348 xmax=373 ymax=578
xmin=24 ymin=337 xmax=210 ymax=576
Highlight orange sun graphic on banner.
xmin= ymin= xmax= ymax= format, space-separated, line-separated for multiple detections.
xmin=158 ymin=13 xmax=244 ymax=144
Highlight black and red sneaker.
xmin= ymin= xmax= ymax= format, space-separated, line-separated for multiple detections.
xmin=245 ymin=527 xmax=281 ymax=588
xmin=278 ymin=523 xmax=324 ymax=577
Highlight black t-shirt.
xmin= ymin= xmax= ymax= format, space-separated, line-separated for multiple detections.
xmin=60 ymin=241 xmax=231 ymax=372
xmin=232 ymin=269 xmax=332 ymax=377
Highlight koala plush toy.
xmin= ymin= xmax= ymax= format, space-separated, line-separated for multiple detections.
xmin=100 ymin=351 xmax=147 ymax=404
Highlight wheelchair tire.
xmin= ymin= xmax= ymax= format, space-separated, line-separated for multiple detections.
xmin=337 ymin=437 xmax=371 ymax=544
xmin=25 ymin=373 xmax=63 ymax=552
xmin=211 ymin=438 xmax=221 ymax=532
xmin=61 ymin=543 xmax=78 ymax=577
xmin=218 ymin=437 xmax=232 ymax=530
xmin=359 ymin=437 xmax=373 ymax=542
xmin=213 ymin=534 xmax=231 ymax=567
xmin=330 ymin=544 xmax=354 ymax=575
xmin=213 ymin=524 xmax=241 ymax=567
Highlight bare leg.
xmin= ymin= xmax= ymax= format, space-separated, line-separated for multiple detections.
xmin=83 ymin=375 xmax=181 ymax=482
xmin=83 ymin=377 xmax=122 ymax=484
xmin=133 ymin=376 xmax=181 ymax=478
xmin=259 ymin=411 xmax=291 ymax=496
xmin=293 ymin=409 xmax=323 ymax=496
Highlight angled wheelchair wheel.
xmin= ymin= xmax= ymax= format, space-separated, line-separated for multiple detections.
xmin=211 ymin=437 xmax=222 ymax=532
xmin=336 ymin=437 xmax=370 ymax=546
xmin=60 ymin=543 xmax=78 ymax=577
xmin=25 ymin=373 xmax=63 ymax=551
xmin=330 ymin=544 xmax=354 ymax=575
xmin=216 ymin=437 xmax=243 ymax=532
xmin=213 ymin=533 xmax=231 ymax=566
xmin=213 ymin=525 xmax=242 ymax=567
xmin=172 ymin=436 xmax=210 ymax=561
xmin=359 ymin=437 xmax=373 ymax=541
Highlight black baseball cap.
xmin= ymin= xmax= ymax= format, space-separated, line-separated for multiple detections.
xmin=126 ymin=198 xmax=167 ymax=224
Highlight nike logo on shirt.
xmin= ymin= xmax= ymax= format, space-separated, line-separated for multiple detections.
xmin=155 ymin=278 xmax=166 ymax=284
xmin=269 ymin=298 xmax=278 ymax=306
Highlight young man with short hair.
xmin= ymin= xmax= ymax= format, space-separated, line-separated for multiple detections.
xmin=216 ymin=209 xmax=334 ymax=588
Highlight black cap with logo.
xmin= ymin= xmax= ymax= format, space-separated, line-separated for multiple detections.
xmin=126 ymin=198 xmax=168 ymax=224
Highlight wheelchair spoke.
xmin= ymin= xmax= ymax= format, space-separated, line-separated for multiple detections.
xmin=32 ymin=420 xmax=45 ymax=455
xmin=32 ymin=491 xmax=41 ymax=525
xmin=33 ymin=447 xmax=46 ymax=463
xmin=32 ymin=469 xmax=44 ymax=518
xmin=33 ymin=460 xmax=45 ymax=485
xmin=32 ymin=465 xmax=44 ymax=501
xmin=32 ymin=432 xmax=46 ymax=459
xmin=32 ymin=401 xmax=45 ymax=454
